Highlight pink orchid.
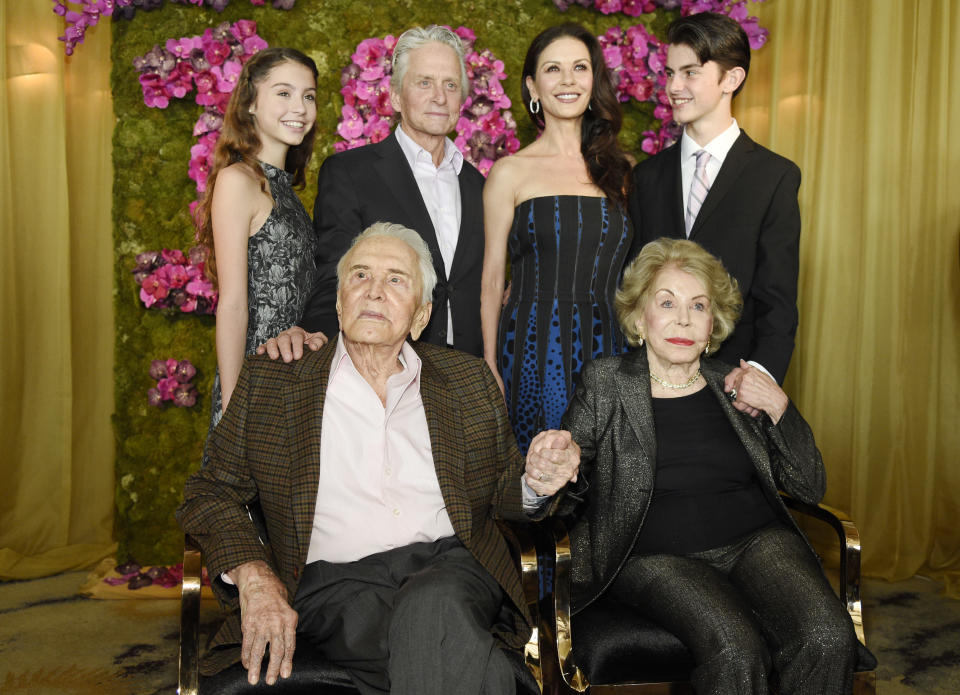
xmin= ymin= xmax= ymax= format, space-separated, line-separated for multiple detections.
xmin=140 ymin=274 xmax=169 ymax=301
xmin=147 ymin=387 xmax=163 ymax=407
xmin=230 ymin=19 xmax=258 ymax=40
xmin=213 ymin=60 xmax=242 ymax=93
xmin=242 ymin=35 xmax=268 ymax=55
xmin=336 ymin=105 xmax=364 ymax=140
xmin=173 ymin=384 xmax=198 ymax=408
xmin=204 ymin=40 xmax=231 ymax=67
xmin=175 ymin=360 xmax=198 ymax=383
xmin=157 ymin=377 xmax=178 ymax=401
xmin=149 ymin=360 xmax=168 ymax=381
xmin=364 ymin=117 xmax=391 ymax=142
xmin=161 ymin=248 xmax=186 ymax=265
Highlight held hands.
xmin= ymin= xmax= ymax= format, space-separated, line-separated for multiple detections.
xmin=229 ymin=560 xmax=299 ymax=686
xmin=256 ymin=326 xmax=328 ymax=362
xmin=524 ymin=430 xmax=581 ymax=496
xmin=723 ymin=359 xmax=789 ymax=424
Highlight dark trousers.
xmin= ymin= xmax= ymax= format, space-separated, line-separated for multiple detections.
xmin=292 ymin=537 xmax=517 ymax=695
xmin=609 ymin=523 xmax=858 ymax=695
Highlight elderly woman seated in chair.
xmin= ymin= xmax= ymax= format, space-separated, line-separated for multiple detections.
xmin=554 ymin=237 xmax=861 ymax=694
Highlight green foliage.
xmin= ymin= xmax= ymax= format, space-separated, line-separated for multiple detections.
xmin=111 ymin=0 xmax=671 ymax=563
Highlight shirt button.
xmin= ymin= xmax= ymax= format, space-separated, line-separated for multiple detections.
xmin=393 ymin=508 xmax=401 ymax=517
xmin=385 ymin=467 xmax=392 ymax=476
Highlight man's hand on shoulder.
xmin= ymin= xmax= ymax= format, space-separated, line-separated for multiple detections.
xmin=256 ymin=326 xmax=329 ymax=362
xmin=228 ymin=560 xmax=298 ymax=686
xmin=524 ymin=430 xmax=580 ymax=496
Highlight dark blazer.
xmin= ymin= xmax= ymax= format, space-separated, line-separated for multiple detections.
xmin=303 ymin=133 xmax=486 ymax=356
xmin=177 ymin=340 xmax=532 ymax=674
xmin=628 ymin=131 xmax=801 ymax=382
xmin=559 ymin=348 xmax=825 ymax=614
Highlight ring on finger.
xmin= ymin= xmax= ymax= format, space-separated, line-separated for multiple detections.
xmin=729 ymin=387 xmax=737 ymax=401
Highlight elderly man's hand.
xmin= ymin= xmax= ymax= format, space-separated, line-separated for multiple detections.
xmin=228 ymin=560 xmax=298 ymax=686
xmin=256 ymin=326 xmax=328 ymax=362
xmin=524 ymin=430 xmax=580 ymax=496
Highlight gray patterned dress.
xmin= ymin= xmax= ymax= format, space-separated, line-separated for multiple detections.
xmin=207 ymin=162 xmax=318 ymax=433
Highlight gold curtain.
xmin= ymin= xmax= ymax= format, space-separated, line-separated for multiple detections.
xmin=0 ymin=3 xmax=115 ymax=578
xmin=734 ymin=0 xmax=960 ymax=594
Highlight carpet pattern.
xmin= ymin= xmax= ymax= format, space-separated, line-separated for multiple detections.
xmin=0 ymin=571 xmax=958 ymax=693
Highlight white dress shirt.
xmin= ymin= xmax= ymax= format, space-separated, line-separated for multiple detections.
xmin=395 ymin=125 xmax=463 ymax=344
xmin=680 ymin=118 xmax=742 ymax=224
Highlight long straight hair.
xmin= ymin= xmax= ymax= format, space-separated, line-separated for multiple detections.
xmin=520 ymin=24 xmax=631 ymax=206
xmin=195 ymin=47 xmax=319 ymax=285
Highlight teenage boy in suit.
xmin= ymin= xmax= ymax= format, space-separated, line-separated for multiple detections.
xmin=629 ymin=12 xmax=801 ymax=400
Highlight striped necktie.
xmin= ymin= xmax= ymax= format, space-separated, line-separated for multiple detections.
xmin=686 ymin=149 xmax=711 ymax=237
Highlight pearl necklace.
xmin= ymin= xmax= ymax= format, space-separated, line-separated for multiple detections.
xmin=649 ymin=368 xmax=701 ymax=389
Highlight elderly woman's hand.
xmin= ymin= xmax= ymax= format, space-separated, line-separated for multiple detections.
xmin=725 ymin=360 xmax=789 ymax=424
xmin=524 ymin=430 xmax=581 ymax=497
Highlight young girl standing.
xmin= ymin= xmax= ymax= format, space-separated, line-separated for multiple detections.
xmin=196 ymin=47 xmax=319 ymax=428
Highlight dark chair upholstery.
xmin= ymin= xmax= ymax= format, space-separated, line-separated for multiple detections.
xmin=534 ymin=498 xmax=878 ymax=695
xmin=179 ymin=522 xmax=544 ymax=695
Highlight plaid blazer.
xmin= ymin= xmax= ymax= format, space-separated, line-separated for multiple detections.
xmin=177 ymin=339 xmax=532 ymax=674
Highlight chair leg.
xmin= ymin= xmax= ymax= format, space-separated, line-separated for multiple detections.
xmin=179 ymin=534 xmax=203 ymax=695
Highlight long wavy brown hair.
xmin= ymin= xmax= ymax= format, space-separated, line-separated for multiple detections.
xmin=520 ymin=23 xmax=631 ymax=206
xmin=195 ymin=47 xmax=319 ymax=286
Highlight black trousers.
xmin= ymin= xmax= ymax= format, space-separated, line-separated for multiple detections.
xmin=609 ymin=523 xmax=858 ymax=695
xmin=292 ymin=537 xmax=517 ymax=695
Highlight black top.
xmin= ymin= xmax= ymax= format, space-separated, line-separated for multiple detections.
xmin=632 ymin=386 xmax=777 ymax=555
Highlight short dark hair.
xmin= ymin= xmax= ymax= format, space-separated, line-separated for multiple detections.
xmin=667 ymin=12 xmax=750 ymax=97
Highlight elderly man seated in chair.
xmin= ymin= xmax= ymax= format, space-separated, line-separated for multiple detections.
xmin=177 ymin=222 xmax=579 ymax=695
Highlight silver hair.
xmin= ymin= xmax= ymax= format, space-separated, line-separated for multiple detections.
xmin=391 ymin=25 xmax=470 ymax=101
xmin=337 ymin=222 xmax=437 ymax=306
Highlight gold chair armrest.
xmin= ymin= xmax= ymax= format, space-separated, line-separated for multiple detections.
xmin=178 ymin=534 xmax=203 ymax=695
xmin=502 ymin=521 xmax=543 ymax=690
xmin=781 ymin=495 xmax=865 ymax=646
xmin=548 ymin=517 xmax=590 ymax=692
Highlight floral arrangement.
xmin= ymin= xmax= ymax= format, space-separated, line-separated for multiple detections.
xmin=104 ymin=560 xmax=210 ymax=590
xmin=556 ymin=0 xmax=769 ymax=154
xmin=336 ymin=27 xmax=520 ymax=176
xmin=52 ymin=0 xmax=293 ymax=56
xmin=147 ymin=358 xmax=200 ymax=408
xmin=133 ymin=246 xmax=217 ymax=313
xmin=133 ymin=20 xmax=267 ymax=198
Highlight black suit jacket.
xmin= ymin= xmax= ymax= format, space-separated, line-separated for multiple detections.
xmin=304 ymin=133 xmax=486 ymax=356
xmin=628 ymin=130 xmax=801 ymax=382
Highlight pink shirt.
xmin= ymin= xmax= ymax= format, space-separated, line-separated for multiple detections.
xmin=306 ymin=337 xmax=456 ymax=564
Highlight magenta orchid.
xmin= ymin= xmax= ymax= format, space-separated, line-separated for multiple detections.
xmin=147 ymin=358 xmax=200 ymax=408
xmin=52 ymin=0 xmax=294 ymax=56
xmin=132 ymin=21 xmax=268 ymax=199
xmin=134 ymin=246 xmax=217 ymax=314
xmin=554 ymin=0 xmax=768 ymax=154
xmin=334 ymin=27 xmax=520 ymax=176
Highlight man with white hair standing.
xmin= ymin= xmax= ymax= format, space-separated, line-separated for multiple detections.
xmin=298 ymin=25 xmax=485 ymax=358
xmin=179 ymin=223 xmax=580 ymax=694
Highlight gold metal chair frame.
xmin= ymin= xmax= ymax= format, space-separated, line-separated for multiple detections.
xmin=536 ymin=497 xmax=877 ymax=695
xmin=178 ymin=524 xmax=544 ymax=695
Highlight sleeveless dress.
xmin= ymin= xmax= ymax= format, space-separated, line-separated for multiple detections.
xmin=207 ymin=162 xmax=318 ymax=433
xmin=498 ymin=195 xmax=632 ymax=454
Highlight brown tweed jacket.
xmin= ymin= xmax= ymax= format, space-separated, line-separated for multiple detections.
xmin=177 ymin=340 xmax=532 ymax=674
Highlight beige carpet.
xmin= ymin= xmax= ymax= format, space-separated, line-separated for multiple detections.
xmin=0 ymin=570 xmax=958 ymax=694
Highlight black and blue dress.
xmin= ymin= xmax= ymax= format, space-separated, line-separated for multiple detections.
xmin=497 ymin=195 xmax=632 ymax=453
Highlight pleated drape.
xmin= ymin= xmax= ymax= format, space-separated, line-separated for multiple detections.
xmin=0 ymin=2 xmax=115 ymax=579
xmin=733 ymin=0 xmax=960 ymax=594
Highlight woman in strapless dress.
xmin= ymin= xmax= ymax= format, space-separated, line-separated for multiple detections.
xmin=480 ymin=23 xmax=633 ymax=454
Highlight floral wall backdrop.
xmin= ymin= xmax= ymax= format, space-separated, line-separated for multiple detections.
xmin=108 ymin=0 xmax=762 ymax=562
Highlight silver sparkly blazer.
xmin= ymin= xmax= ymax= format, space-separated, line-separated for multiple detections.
xmin=559 ymin=347 xmax=826 ymax=614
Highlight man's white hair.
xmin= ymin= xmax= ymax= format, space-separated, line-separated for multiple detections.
xmin=336 ymin=222 xmax=437 ymax=306
xmin=391 ymin=25 xmax=470 ymax=101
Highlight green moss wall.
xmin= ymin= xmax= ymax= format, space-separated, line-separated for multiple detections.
xmin=111 ymin=0 xmax=671 ymax=563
